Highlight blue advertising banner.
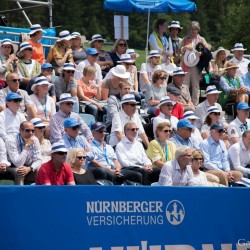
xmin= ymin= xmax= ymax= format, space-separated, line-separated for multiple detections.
xmin=0 ymin=186 xmax=250 ymax=250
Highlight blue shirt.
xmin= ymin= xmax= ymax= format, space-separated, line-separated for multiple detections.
xmin=200 ymin=136 xmax=230 ymax=171
xmin=168 ymin=133 xmax=200 ymax=149
xmin=241 ymin=72 xmax=250 ymax=90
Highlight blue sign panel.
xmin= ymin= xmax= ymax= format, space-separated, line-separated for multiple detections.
xmin=0 ymin=186 xmax=250 ymax=250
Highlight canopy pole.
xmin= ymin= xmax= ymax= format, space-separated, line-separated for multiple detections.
xmin=145 ymin=8 xmax=150 ymax=63
xmin=16 ymin=1 xmax=32 ymax=26
xmin=48 ymin=0 xmax=53 ymax=28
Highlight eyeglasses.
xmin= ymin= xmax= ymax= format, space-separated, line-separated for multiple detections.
xmin=24 ymin=129 xmax=34 ymax=133
xmin=64 ymin=102 xmax=74 ymax=106
xmin=160 ymin=77 xmax=167 ymax=80
xmin=218 ymin=129 xmax=226 ymax=133
xmin=118 ymin=43 xmax=126 ymax=47
xmin=65 ymin=70 xmax=74 ymax=74
xmin=163 ymin=129 xmax=171 ymax=133
xmin=56 ymin=152 xmax=67 ymax=155
xmin=210 ymin=112 xmax=220 ymax=116
xmin=126 ymin=103 xmax=137 ymax=107
xmin=192 ymin=158 xmax=204 ymax=161
xmin=76 ymin=156 xmax=86 ymax=160
xmin=37 ymin=126 xmax=46 ymax=130
xmin=97 ymin=130 xmax=106 ymax=134
xmin=128 ymin=128 xmax=139 ymax=132
xmin=10 ymin=99 xmax=22 ymax=103
xmin=70 ymin=125 xmax=80 ymax=130
xmin=10 ymin=79 xmax=20 ymax=83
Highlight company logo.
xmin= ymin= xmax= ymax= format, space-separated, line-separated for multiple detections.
xmin=166 ymin=200 xmax=185 ymax=225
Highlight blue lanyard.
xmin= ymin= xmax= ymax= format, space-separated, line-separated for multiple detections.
xmin=38 ymin=95 xmax=47 ymax=119
xmin=240 ymin=123 xmax=248 ymax=132
xmin=157 ymin=139 xmax=168 ymax=161
xmin=18 ymin=133 xmax=34 ymax=156
xmin=92 ymin=140 xmax=110 ymax=166
xmin=160 ymin=35 xmax=168 ymax=50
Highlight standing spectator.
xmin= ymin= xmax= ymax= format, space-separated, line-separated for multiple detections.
xmin=109 ymin=39 xmax=128 ymax=67
xmin=71 ymin=32 xmax=87 ymax=64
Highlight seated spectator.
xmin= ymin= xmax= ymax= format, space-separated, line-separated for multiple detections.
xmin=195 ymin=85 xmax=226 ymax=129
xmin=46 ymin=30 xmax=74 ymax=75
xmin=153 ymin=96 xmax=178 ymax=136
xmin=126 ymin=49 xmax=139 ymax=62
xmin=101 ymin=65 xmax=130 ymax=100
xmin=50 ymin=93 xmax=93 ymax=144
xmin=241 ymin=63 xmax=250 ymax=91
xmin=26 ymin=62 xmax=56 ymax=101
xmin=228 ymin=102 xmax=250 ymax=144
xmin=228 ymin=130 xmax=250 ymax=178
xmin=116 ymin=121 xmax=160 ymax=185
xmin=0 ymin=38 xmax=18 ymax=80
xmin=0 ymin=73 xmax=36 ymax=118
xmin=139 ymin=50 xmax=162 ymax=93
xmin=30 ymin=76 xmax=56 ymax=124
xmin=74 ymin=48 xmax=102 ymax=84
xmin=160 ymin=56 xmax=176 ymax=83
xmin=169 ymin=119 xmax=200 ymax=149
xmin=0 ymin=93 xmax=26 ymax=141
xmin=17 ymin=42 xmax=41 ymax=89
xmin=30 ymin=118 xmax=51 ymax=164
xmin=71 ymin=32 xmax=87 ymax=64
xmin=211 ymin=47 xmax=229 ymax=77
xmin=77 ymin=66 xmax=104 ymax=119
xmin=54 ymin=63 xmax=79 ymax=113
xmin=36 ymin=142 xmax=75 ymax=185
xmin=28 ymin=24 xmax=45 ymax=65
xmin=109 ymin=39 xmax=128 ymax=67
xmin=66 ymin=148 xmax=96 ymax=185
xmin=167 ymin=86 xmax=184 ymax=119
xmin=0 ymin=137 xmax=12 ymax=182
xmin=146 ymin=122 xmax=176 ymax=168
xmin=158 ymin=145 xmax=195 ymax=186
xmin=200 ymin=122 xmax=243 ymax=186
xmin=219 ymin=62 xmax=248 ymax=108
xmin=168 ymin=67 xmax=195 ymax=111
xmin=6 ymin=121 xmax=42 ymax=185
xmin=109 ymin=94 xmax=149 ymax=148
xmin=144 ymin=70 xmax=168 ymax=116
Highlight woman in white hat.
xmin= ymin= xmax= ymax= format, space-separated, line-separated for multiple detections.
xmin=211 ymin=47 xmax=230 ymax=76
xmin=90 ymin=34 xmax=113 ymax=75
xmin=0 ymin=38 xmax=18 ymax=80
xmin=109 ymin=39 xmax=128 ymax=67
xmin=30 ymin=76 xmax=56 ymax=123
xmin=71 ymin=32 xmax=87 ymax=65
xmin=46 ymin=30 xmax=74 ymax=74
xmin=17 ymin=42 xmax=41 ymax=89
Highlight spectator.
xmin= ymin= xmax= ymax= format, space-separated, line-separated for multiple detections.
xmin=6 ymin=121 xmax=42 ymax=185
xmin=50 ymin=93 xmax=92 ymax=144
xmin=126 ymin=49 xmax=139 ymax=62
xmin=109 ymin=39 xmax=128 ymax=67
xmin=241 ymin=62 xmax=250 ymax=91
xmin=28 ymin=24 xmax=45 ymax=65
xmin=167 ymin=86 xmax=184 ymax=119
xmin=0 ymin=92 xmax=26 ymax=141
xmin=71 ymin=32 xmax=87 ymax=64
xmin=211 ymin=47 xmax=230 ymax=76
xmin=66 ymin=148 xmax=96 ymax=185
xmin=158 ymin=145 xmax=195 ymax=186
xmin=36 ymin=142 xmax=75 ymax=185
xmin=200 ymin=122 xmax=243 ymax=186
xmin=146 ymin=122 xmax=176 ymax=168
xmin=116 ymin=121 xmax=160 ymax=185
xmin=228 ymin=102 xmax=250 ymax=144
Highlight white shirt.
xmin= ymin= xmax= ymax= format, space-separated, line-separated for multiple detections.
xmin=153 ymin=112 xmax=178 ymax=137
xmin=158 ymin=159 xmax=195 ymax=186
xmin=228 ymin=117 xmax=250 ymax=140
xmin=116 ymin=137 xmax=151 ymax=168
xmin=193 ymin=171 xmax=209 ymax=186
xmin=109 ymin=109 xmax=145 ymax=147
xmin=229 ymin=56 xmax=250 ymax=77
xmin=228 ymin=140 xmax=250 ymax=175
xmin=139 ymin=63 xmax=162 ymax=92
xmin=74 ymin=59 xmax=102 ymax=83
xmin=0 ymin=108 xmax=26 ymax=141
xmin=0 ymin=137 xmax=10 ymax=166
xmin=191 ymin=128 xmax=203 ymax=144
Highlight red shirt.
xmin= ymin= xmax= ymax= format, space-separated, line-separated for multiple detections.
xmin=36 ymin=160 xmax=74 ymax=185
xmin=171 ymin=102 xmax=184 ymax=120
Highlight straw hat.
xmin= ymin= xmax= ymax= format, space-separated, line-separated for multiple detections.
xmin=225 ymin=62 xmax=239 ymax=70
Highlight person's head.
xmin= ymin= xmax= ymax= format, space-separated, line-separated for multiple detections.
xmin=225 ymin=62 xmax=239 ymax=78
xmin=58 ymin=93 xmax=75 ymax=114
xmin=89 ymin=34 xmax=105 ymax=49
xmin=213 ymin=47 xmax=230 ymax=64
xmin=236 ymin=102 xmax=250 ymax=122
xmin=62 ymin=63 xmax=75 ymax=80
xmin=126 ymin=49 xmax=139 ymax=61
xmin=111 ymin=39 xmax=128 ymax=54
xmin=231 ymin=43 xmax=246 ymax=61
xmin=168 ymin=20 xmax=182 ymax=35
xmin=189 ymin=21 xmax=200 ymax=37
xmin=50 ymin=142 xmax=68 ymax=165
xmin=71 ymin=32 xmax=85 ymax=48
xmin=154 ymin=19 xmax=167 ymax=33
xmin=5 ymin=92 xmax=22 ymax=112
xmin=56 ymin=30 xmax=73 ymax=47
xmin=32 ymin=76 xmax=51 ymax=96
xmin=121 ymin=94 xmax=138 ymax=116
xmin=152 ymin=70 xmax=167 ymax=85
xmin=177 ymin=119 xmax=195 ymax=140
xmin=119 ymin=80 xmax=131 ymax=97
xmin=29 ymin=24 xmax=43 ymax=41
xmin=6 ymin=73 xmax=20 ymax=92
xmin=191 ymin=150 xmax=204 ymax=171
xmin=30 ymin=118 xmax=47 ymax=139
xmin=20 ymin=121 xmax=34 ymax=140
xmin=171 ymin=67 xmax=187 ymax=86
xmin=155 ymin=122 xmax=171 ymax=140
xmin=83 ymin=66 xmax=96 ymax=81
xmin=167 ymin=86 xmax=181 ymax=103
xmin=175 ymin=145 xmax=192 ymax=167
xmin=124 ymin=121 xmax=139 ymax=141
xmin=17 ymin=42 xmax=33 ymax=59
xmin=64 ymin=118 xmax=80 ymax=139
xmin=205 ymin=85 xmax=221 ymax=105
xmin=67 ymin=148 xmax=86 ymax=168
xmin=91 ymin=122 xmax=106 ymax=142
xmin=0 ymin=39 xmax=17 ymax=56
xmin=242 ymin=130 xmax=250 ymax=149
xmin=147 ymin=50 xmax=161 ymax=66
xmin=183 ymin=111 xmax=199 ymax=125
xmin=86 ymin=48 xmax=99 ymax=64
xmin=41 ymin=63 xmax=53 ymax=77
xmin=117 ymin=54 xmax=135 ymax=70
xmin=210 ymin=122 xmax=225 ymax=142
xmin=205 ymin=106 xmax=221 ymax=126
xmin=110 ymin=65 xmax=130 ymax=81
xmin=158 ymin=96 xmax=173 ymax=116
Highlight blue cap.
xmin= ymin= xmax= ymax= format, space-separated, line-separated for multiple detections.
xmin=177 ymin=119 xmax=195 ymax=129
xmin=86 ymin=48 xmax=99 ymax=55
xmin=63 ymin=118 xmax=80 ymax=128
xmin=91 ymin=122 xmax=106 ymax=131
xmin=210 ymin=122 xmax=224 ymax=131
xmin=41 ymin=63 xmax=53 ymax=70
xmin=237 ymin=102 xmax=250 ymax=110
xmin=5 ymin=93 xmax=23 ymax=102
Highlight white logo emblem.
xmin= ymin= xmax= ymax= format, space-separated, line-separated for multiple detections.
xmin=166 ymin=200 xmax=185 ymax=225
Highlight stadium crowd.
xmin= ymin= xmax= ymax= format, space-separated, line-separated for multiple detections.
xmin=0 ymin=20 xmax=250 ymax=186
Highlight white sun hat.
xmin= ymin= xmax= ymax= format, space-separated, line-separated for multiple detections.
xmin=110 ymin=65 xmax=130 ymax=79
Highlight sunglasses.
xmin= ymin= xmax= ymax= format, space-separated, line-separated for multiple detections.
xmin=129 ymin=128 xmax=139 ymax=132
xmin=76 ymin=156 xmax=86 ymax=160
xmin=70 ymin=125 xmax=80 ymax=130
xmin=56 ymin=152 xmax=67 ymax=155
xmin=160 ymin=77 xmax=167 ymax=80
xmin=218 ymin=129 xmax=226 ymax=133
xmin=10 ymin=99 xmax=22 ymax=103
xmin=193 ymin=158 xmax=204 ymax=161
xmin=24 ymin=48 xmax=33 ymax=51
xmin=118 ymin=43 xmax=126 ymax=47
xmin=24 ymin=129 xmax=34 ymax=133
xmin=65 ymin=70 xmax=74 ymax=74
xmin=163 ymin=129 xmax=171 ymax=133
xmin=64 ymin=102 xmax=74 ymax=106
xmin=97 ymin=130 xmax=106 ymax=134
xmin=10 ymin=79 xmax=20 ymax=83
xmin=210 ymin=112 xmax=220 ymax=116
xmin=126 ymin=103 xmax=137 ymax=107
xmin=37 ymin=126 xmax=46 ymax=130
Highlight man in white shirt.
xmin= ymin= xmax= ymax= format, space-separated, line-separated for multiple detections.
xmin=158 ymin=145 xmax=195 ymax=186
xmin=229 ymin=43 xmax=250 ymax=77
xmin=228 ymin=130 xmax=250 ymax=178
xmin=116 ymin=121 xmax=160 ymax=185
xmin=109 ymin=94 xmax=149 ymax=148
xmin=74 ymin=48 xmax=102 ymax=83
xmin=228 ymin=102 xmax=250 ymax=144
xmin=139 ymin=50 xmax=162 ymax=93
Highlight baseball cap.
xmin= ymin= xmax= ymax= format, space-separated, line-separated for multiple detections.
xmin=91 ymin=122 xmax=106 ymax=131
xmin=177 ymin=119 xmax=195 ymax=129
xmin=5 ymin=93 xmax=22 ymax=102
xmin=210 ymin=122 xmax=224 ymax=131
xmin=237 ymin=102 xmax=250 ymax=110
xmin=64 ymin=118 xmax=80 ymax=128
